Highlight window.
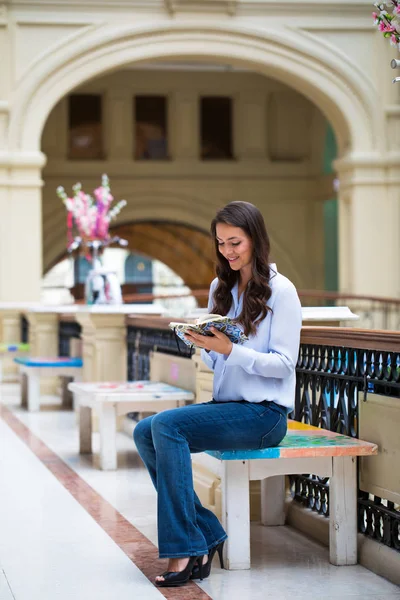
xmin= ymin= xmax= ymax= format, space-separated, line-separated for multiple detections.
xmin=134 ymin=96 xmax=168 ymax=160
xmin=68 ymin=94 xmax=103 ymax=159
xmin=200 ymin=97 xmax=233 ymax=160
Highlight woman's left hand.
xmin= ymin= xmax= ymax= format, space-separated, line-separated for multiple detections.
xmin=185 ymin=327 xmax=233 ymax=356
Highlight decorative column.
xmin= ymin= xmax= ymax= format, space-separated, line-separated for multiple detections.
xmin=75 ymin=312 xmax=127 ymax=383
xmin=335 ymin=156 xmax=400 ymax=298
xmin=0 ymin=309 xmax=23 ymax=380
xmin=234 ymin=91 xmax=267 ymax=161
xmin=0 ymin=153 xmax=44 ymax=302
xmin=107 ymin=90 xmax=133 ymax=160
xmin=26 ymin=311 xmax=59 ymax=394
xmin=170 ymin=91 xmax=199 ymax=160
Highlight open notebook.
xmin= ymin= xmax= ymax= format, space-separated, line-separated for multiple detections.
xmin=169 ymin=314 xmax=248 ymax=348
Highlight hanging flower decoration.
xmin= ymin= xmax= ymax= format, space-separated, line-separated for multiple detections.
xmin=373 ymin=1 xmax=400 ymax=48
xmin=57 ymin=174 xmax=127 ymax=252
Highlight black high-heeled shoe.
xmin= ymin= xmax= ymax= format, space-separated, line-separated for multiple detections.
xmin=155 ymin=555 xmax=204 ymax=588
xmin=190 ymin=541 xmax=225 ymax=580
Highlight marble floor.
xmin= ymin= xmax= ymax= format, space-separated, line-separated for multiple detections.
xmin=0 ymin=383 xmax=399 ymax=600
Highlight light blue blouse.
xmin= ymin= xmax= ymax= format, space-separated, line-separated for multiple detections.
xmin=200 ymin=264 xmax=302 ymax=410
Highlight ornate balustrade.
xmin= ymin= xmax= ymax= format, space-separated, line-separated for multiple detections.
xmin=293 ymin=327 xmax=400 ymax=551
xmin=126 ymin=316 xmax=192 ymax=381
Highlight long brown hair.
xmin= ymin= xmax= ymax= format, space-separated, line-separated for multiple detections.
xmin=210 ymin=201 xmax=272 ymax=336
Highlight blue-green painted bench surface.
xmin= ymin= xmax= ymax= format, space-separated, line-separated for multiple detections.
xmin=14 ymin=357 xmax=83 ymax=368
xmin=205 ymin=420 xmax=377 ymax=460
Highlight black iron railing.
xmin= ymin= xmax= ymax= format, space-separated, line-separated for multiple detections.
xmin=58 ymin=320 xmax=82 ymax=357
xmin=292 ymin=336 xmax=400 ymax=551
xmin=21 ymin=316 xmax=29 ymax=343
xmin=126 ymin=324 xmax=192 ymax=381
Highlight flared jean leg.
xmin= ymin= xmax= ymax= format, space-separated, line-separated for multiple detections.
xmin=134 ymin=399 xmax=286 ymax=559
xmin=133 ymin=414 xmax=226 ymax=556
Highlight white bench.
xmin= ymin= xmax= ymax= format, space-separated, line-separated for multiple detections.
xmin=199 ymin=421 xmax=377 ymax=570
xmin=69 ymin=351 xmax=196 ymax=470
xmin=69 ymin=381 xmax=194 ymax=470
xmin=14 ymin=356 xmax=83 ymax=412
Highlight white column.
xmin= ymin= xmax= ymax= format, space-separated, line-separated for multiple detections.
xmin=170 ymin=91 xmax=199 ymax=161
xmin=107 ymin=90 xmax=133 ymax=160
xmin=234 ymin=91 xmax=267 ymax=161
xmin=0 ymin=154 xmax=44 ymax=301
xmin=0 ymin=309 xmax=22 ymax=380
xmin=26 ymin=311 xmax=59 ymax=394
xmin=336 ymin=157 xmax=399 ymax=297
xmin=75 ymin=312 xmax=127 ymax=382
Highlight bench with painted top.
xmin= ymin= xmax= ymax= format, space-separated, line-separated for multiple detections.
xmin=69 ymin=351 xmax=196 ymax=470
xmin=69 ymin=380 xmax=195 ymax=470
xmin=14 ymin=356 xmax=83 ymax=412
xmin=200 ymin=421 xmax=377 ymax=570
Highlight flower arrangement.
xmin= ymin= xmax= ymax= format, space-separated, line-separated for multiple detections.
xmin=373 ymin=1 xmax=400 ymax=49
xmin=57 ymin=174 xmax=127 ymax=252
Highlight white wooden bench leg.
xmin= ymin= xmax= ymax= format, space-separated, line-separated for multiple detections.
xmin=61 ymin=376 xmax=74 ymax=410
xmin=221 ymin=460 xmax=251 ymax=570
xmin=99 ymin=404 xmax=117 ymax=471
xmin=27 ymin=372 xmax=40 ymax=412
xmin=79 ymin=405 xmax=92 ymax=455
xmin=330 ymin=456 xmax=357 ymax=566
xmin=261 ymin=475 xmax=286 ymax=526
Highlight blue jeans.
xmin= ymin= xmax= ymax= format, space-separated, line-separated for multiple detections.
xmin=133 ymin=399 xmax=287 ymax=558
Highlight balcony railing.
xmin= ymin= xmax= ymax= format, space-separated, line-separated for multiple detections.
xmin=292 ymin=327 xmax=400 ymax=552
xmin=123 ymin=289 xmax=400 ymax=331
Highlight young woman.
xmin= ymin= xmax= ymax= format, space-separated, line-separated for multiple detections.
xmin=133 ymin=201 xmax=302 ymax=588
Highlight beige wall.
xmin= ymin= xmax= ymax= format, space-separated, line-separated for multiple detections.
xmin=42 ymin=68 xmax=329 ymax=291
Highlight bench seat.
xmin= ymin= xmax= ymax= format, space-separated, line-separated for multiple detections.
xmin=203 ymin=421 xmax=377 ymax=571
xmin=14 ymin=356 xmax=83 ymax=412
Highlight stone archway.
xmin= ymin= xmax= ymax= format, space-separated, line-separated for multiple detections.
xmin=4 ymin=22 xmax=389 ymax=301
xmin=113 ymin=221 xmax=215 ymax=291
xmin=9 ymin=23 xmax=379 ymax=155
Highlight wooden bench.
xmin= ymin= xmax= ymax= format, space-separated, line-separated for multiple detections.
xmin=0 ymin=343 xmax=30 ymax=382
xmin=14 ymin=356 xmax=83 ymax=412
xmin=69 ymin=351 xmax=196 ymax=470
xmin=203 ymin=421 xmax=377 ymax=570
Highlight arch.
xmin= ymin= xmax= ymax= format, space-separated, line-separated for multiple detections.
xmin=9 ymin=22 xmax=381 ymax=156
xmin=45 ymin=219 xmax=308 ymax=290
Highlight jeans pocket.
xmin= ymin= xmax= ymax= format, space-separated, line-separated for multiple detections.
xmin=259 ymin=413 xmax=287 ymax=449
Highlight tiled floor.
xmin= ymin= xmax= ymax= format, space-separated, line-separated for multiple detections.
xmin=0 ymin=383 xmax=399 ymax=600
